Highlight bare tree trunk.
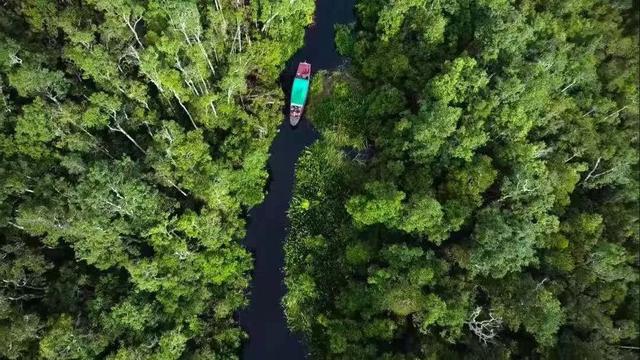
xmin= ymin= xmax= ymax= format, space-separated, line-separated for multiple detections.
xmin=123 ymin=15 xmax=144 ymax=48
xmin=602 ymin=106 xmax=628 ymax=121
xmin=8 ymin=221 xmax=25 ymax=230
xmin=466 ymin=307 xmax=502 ymax=344
xmin=108 ymin=112 xmax=147 ymax=153
xmin=261 ymin=13 xmax=279 ymax=32
xmin=167 ymin=179 xmax=188 ymax=197
xmin=0 ymin=85 xmax=9 ymax=112
xmin=180 ymin=25 xmax=193 ymax=46
xmin=534 ymin=277 xmax=548 ymax=291
xmin=617 ymin=346 xmax=640 ymax=350
xmin=129 ymin=46 xmax=165 ymax=93
xmin=189 ymin=80 xmax=200 ymax=96
xmin=560 ymin=79 xmax=577 ymax=93
xmin=69 ymin=121 xmax=114 ymax=159
xmin=590 ymin=166 xmax=619 ymax=180
xmin=230 ymin=20 xmax=243 ymax=54
xmin=237 ymin=21 xmax=243 ymax=53
xmin=175 ymin=57 xmax=200 ymax=95
xmin=583 ymin=157 xmax=602 ymax=184
xmin=104 ymin=199 xmax=133 ymax=216
xmin=161 ymin=125 xmax=174 ymax=144
xmin=143 ymin=121 xmax=154 ymax=137
xmin=245 ymin=30 xmax=252 ymax=47
xmin=148 ymin=77 xmax=164 ymax=93
xmin=564 ymin=152 xmax=578 ymax=163
xmin=198 ymin=74 xmax=209 ymax=94
xmin=195 ymin=81 xmax=206 ymax=96
xmin=210 ymin=101 xmax=218 ymax=117
xmin=108 ymin=122 xmax=147 ymax=154
xmin=582 ymin=108 xmax=595 ymax=117
xmin=172 ymin=91 xmax=198 ymax=129
xmin=230 ymin=33 xmax=237 ymax=54
xmin=195 ymin=36 xmax=216 ymax=75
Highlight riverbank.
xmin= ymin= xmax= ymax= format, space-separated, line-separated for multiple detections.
xmin=237 ymin=1 xmax=356 ymax=359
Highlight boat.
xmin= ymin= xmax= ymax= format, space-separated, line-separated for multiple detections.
xmin=289 ymin=62 xmax=311 ymax=126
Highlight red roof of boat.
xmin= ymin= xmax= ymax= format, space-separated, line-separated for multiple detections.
xmin=296 ymin=62 xmax=311 ymax=77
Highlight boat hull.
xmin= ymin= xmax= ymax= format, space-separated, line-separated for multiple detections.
xmin=289 ymin=62 xmax=311 ymax=127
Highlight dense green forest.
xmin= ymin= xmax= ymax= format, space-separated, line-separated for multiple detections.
xmin=0 ymin=0 xmax=313 ymax=358
xmin=285 ymin=0 xmax=639 ymax=358
xmin=1 ymin=0 xmax=638 ymax=359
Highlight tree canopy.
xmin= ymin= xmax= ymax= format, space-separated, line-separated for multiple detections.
xmin=0 ymin=0 xmax=313 ymax=358
xmin=285 ymin=0 xmax=639 ymax=358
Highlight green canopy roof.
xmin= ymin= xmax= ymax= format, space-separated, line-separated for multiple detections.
xmin=291 ymin=78 xmax=309 ymax=106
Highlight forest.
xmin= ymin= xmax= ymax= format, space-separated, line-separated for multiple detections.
xmin=0 ymin=0 xmax=638 ymax=359
xmin=284 ymin=0 xmax=640 ymax=359
xmin=0 ymin=0 xmax=314 ymax=358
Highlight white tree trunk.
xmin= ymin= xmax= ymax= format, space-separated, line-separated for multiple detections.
xmin=172 ymin=91 xmax=198 ymax=129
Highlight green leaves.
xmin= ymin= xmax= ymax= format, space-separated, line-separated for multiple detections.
xmin=399 ymin=195 xmax=445 ymax=241
xmin=8 ymin=65 xmax=68 ymax=99
xmin=427 ymin=57 xmax=487 ymax=104
xmin=1 ymin=0 xmax=314 ymax=357
xmin=591 ymin=243 xmax=638 ymax=283
xmin=230 ymin=149 xmax=269 ymax=206
xmin=12 ymin=99 xmax=56 ymax=159
xmin=104 ymin=298 xmax=157 ymax=334
xmin=376 ymin=0 xmax=426 ymax=41
xmin=410 ymin=102 xmax=461 ymax=161
xmin=147 ymin=121 xmax=213 ymax=197
xmin=335 ymin=24 xmax=355 ymax=56
xmin=39 ymin=315 xmax=107 ymax=359
xmin=487 ymin=275 xmax=566 ymax=348
xmin=285 ymin=0 xmax=638 ymax=357
xmin=470 ymin=206 xmax=559 ymax=278
xmin=346 ymin=181 xmax=405 ymax=227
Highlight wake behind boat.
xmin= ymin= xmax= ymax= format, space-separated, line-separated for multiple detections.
xmin=289 ymin=62 xmax=311 ymax=126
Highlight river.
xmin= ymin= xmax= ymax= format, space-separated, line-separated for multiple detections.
xmin=237 ymin=1 xmax=356 ymax=359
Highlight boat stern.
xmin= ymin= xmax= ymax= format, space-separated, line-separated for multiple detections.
xmin=289 ymin=105 xmax=303 ymax=126
xmin=289 ymin=115 xmax=301 ymax=127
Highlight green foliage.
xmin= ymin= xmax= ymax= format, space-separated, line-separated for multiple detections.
xmin=285 ymin=0 xmax=639 ymax=358
xmin=486 ymin=275 xmax=566 ymax=347
xmin=346 ymin=181 xmax=405 ymax=226
xmin=334 ymin=24 xmax=355 ymax=56
xmin=399 ymin=194 xmax=445 ymax=241
xmin=469 ymin=206 xmax=558 ymax=278
xmin=0 ymin=0 xmax=313 ymax=358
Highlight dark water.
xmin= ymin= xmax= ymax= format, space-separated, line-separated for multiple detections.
xmin=237 ymin=1 xmax=356 ymax=359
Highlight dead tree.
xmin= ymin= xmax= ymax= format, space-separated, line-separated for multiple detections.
xmin=107 ymin=111 xmax=147 ymax=154
xmin=466 ymin=307 xmax=502 ymax=344
xmin=171 ymin=91 xmax=198 ymax=130
xmin=175 ymin=57 xmax=201 ymax=96
xmin=121 ymin=12 xmax=144 ymax=48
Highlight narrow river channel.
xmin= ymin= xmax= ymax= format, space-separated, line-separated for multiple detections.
xmin=237 ymin=1 xmax=356 ymax=359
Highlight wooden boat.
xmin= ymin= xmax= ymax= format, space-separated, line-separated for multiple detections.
xmin=289 ymin=62 xmax=311 ymax=126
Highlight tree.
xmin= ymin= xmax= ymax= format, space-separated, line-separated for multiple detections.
xmin=346 ymin=181 xmax=405 ymax=227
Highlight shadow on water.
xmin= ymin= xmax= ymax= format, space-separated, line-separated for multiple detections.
xmin=237 ymin=1 xmax=356 ymax=359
